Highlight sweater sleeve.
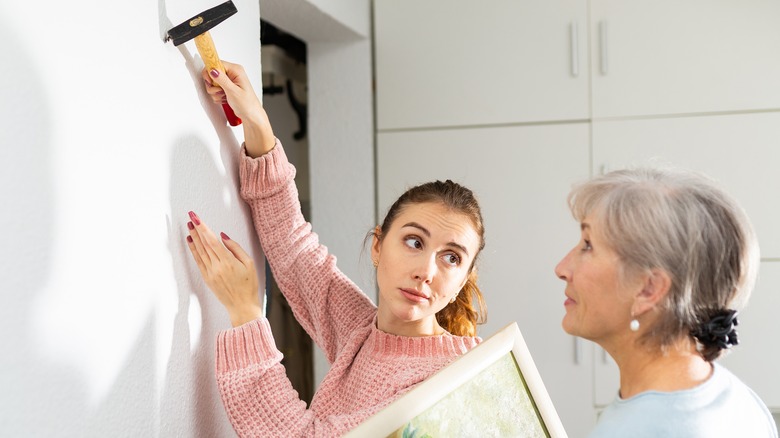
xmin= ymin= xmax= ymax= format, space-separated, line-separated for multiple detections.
xmin=216 ymin=319 xmax=358 ymax=437
xmin=238 ymin=140 xmax=376 ymax=363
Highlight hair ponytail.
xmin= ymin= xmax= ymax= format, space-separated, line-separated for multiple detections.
xmin=436 ymin=270 xmax=487 ymax=337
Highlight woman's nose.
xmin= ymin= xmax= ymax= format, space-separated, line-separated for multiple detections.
xmin=555 ymin=250 xmax=572 ymax=281
xmin=413 ymin=255 xmax=436 ymax=283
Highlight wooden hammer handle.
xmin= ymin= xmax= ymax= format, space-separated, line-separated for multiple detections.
xmin=194 ymin=32 xmax=225 ymax=74
xmin=193 ymin=32 xmax=242 ymax=126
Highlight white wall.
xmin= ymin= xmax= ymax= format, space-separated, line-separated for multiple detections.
xmin=0 ymin=0 xmax=383 ymax=432
xmin=0 ymin=0 xmax=263 ymax=436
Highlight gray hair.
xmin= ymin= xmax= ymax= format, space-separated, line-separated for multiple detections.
xmin=568 ymin=167 xmax=760 ymax=361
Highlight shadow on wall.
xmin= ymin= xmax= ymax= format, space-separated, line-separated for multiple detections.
xmin=161 ymin=21 xmax=263 ymax=436
xmin=164 ymin=136 xmax=233 ymax=438
xmin=0 ymin=2 xmax=258 ymax=435
xmin=82 ymin=2 xmax=256 ymax=433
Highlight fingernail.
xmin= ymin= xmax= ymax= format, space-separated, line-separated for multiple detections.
xmin=187 ymin=221 xmax=194 ymax=230
xmin=188 ymin=211 xmax=201 ymax=225
xmin=220 ymin=232 xmax=230 ymax=240
xmin=186 ymin=236 xmax=193 ymax=243
xmin=210 ymin=69 xmax=219 ymax=78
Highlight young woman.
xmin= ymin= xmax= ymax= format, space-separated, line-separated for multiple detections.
xmin=555 ymin=168 xmax=777 ymax=437
xmin=185 ymin=61 xmax=487 ymax=436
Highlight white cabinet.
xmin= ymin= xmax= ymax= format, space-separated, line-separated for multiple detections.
xmin=720 ymin=262 xmax=780 ymax=409
xmin=592 ymin=112 xmax=780 ymax=259
xmin=590 ymin=0 xmax=780 ymax=118
xmin=374 ymin=0 xmax=589 ymax=130
xmin=377 ymin=123 xmax=596 ymax=436
xmin=375 ymin=0 xmax=780 ymax=129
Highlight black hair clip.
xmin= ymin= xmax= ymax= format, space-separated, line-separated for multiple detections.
xmin=691 ymin=309 xmax=739 ymax=350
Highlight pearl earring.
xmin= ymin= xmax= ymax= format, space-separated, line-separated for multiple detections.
xmin=630 ymin=319 xmax=640 ymax=332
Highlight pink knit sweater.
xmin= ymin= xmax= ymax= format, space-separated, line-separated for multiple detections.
xmin=215 ymin=141 xmax=481 ymax=437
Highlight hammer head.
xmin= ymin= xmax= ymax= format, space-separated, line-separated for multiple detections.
xmin=166 ymin=1 xmax=238 ymax=46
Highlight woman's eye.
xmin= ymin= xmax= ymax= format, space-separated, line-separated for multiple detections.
xmin=581 ymin=239 xmax=592 ymax=251
xmin=443 ymin=253 xmax=461 ymax=266
xmin=404 ymin=237 xmax=423 ymax=249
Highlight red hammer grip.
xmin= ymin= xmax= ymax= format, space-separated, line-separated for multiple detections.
xmin=222 ymin=102 xmax=242 ymax=126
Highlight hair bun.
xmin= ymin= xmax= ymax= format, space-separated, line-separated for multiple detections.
xmin=692 ymin=309 xmax=739 ymax=351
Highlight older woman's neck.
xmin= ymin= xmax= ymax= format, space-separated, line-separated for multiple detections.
xmin=611 ymin=337 xmax=713 ymax=399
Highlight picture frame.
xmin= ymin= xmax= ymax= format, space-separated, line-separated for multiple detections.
xmin=344 ymin=322 xmax=568 ymax=437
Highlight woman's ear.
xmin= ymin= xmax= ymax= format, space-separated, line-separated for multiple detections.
xmin=632 ymin=268 xmax=672 ymax=317
xmin=370 ymin=226 xmax=382 ymax=262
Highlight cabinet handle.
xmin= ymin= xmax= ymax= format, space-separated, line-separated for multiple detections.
xmin=599 ymin=21 xmax=609 ymax=75
xmin=570 ymin=21 xmax=579 ymax=77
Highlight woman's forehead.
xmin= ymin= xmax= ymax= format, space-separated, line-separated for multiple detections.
xmin=395 ymin=202 xmax=473 ymax=227
xmin=393 ymin=203 xmax=480 ymax=247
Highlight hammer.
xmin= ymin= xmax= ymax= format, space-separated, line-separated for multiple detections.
xmin=166 ymin=1 xmax=242 ymax=126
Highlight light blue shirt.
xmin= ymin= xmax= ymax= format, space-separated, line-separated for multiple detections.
xmin=589 ymin=363 xmax=778 ymax=438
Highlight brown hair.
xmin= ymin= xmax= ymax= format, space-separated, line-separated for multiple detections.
xmin=568 ymin=167 xmax=759 ymax=361
xmin=373 ymin=180 xmax=487 ymax=337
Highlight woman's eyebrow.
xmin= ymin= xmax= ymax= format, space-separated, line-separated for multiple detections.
xmin=402 ymin=222 xmax=430 ymax=237
xmin=402 ymin=222 xmax=470 ymax=256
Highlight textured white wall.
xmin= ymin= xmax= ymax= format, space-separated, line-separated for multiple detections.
xmin=0 ymin=0 xmax=263 ymax=436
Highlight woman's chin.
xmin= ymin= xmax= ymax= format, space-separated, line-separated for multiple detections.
xmin=561 ymin=317 xmax=578 ymax=336
xmin=390 ymin=307 xmax=421 ymax=324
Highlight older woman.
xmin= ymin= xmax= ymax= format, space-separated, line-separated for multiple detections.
xmin=555 ymin=168 xmax=777 ymax=437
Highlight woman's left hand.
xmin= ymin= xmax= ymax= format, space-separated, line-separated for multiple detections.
xmin=185 ymin=211 xmax=263 ymax=327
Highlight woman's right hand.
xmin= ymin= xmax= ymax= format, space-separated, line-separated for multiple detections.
xmin=186 ymin=210 xmax=263 ymax=327
xmin=202 ymin=61 xmax=276 ymax=157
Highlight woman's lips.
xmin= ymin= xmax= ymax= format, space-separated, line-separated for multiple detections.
xmin=400 ymin=288 xmax=428 ymax=303
xmin=564 ymin=296 xmax=576 ymax=306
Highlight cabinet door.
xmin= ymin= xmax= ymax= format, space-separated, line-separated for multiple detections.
xmin=377 ymin=123 xmax=595 ymax=436
xmin=592 ymin=112 xmax=780 ymax=258
xmin=374 ymin=0 xmax=589 ymax=130
xmin=720 ymin=262 xmax=780 ymax=409
xmin=590 ymin=0 xmax=780 ymax=118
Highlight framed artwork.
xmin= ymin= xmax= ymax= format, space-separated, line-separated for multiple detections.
xmin=344 ymin=322 xmax=568 ymax=438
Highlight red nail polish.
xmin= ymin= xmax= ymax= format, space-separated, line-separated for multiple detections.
xmin=186 ymin=236 xmax=193 ymax=243
xmin=187 ymin=221 xmax=194 ymax=230
xmin=220 ymin=232 xmax=230 ymax=240
xmin=210 ymin=69 xmax=219 ymax=78
xmin=188 ymin=211 xmax=201 ymax=225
